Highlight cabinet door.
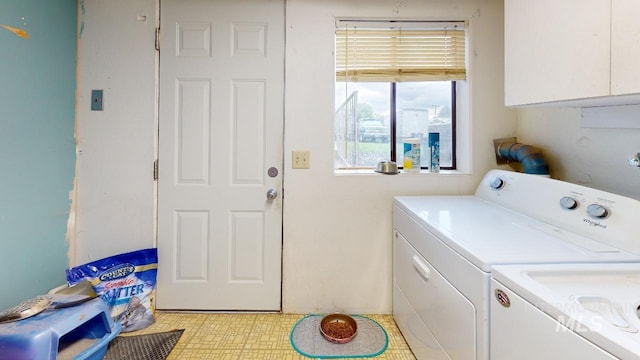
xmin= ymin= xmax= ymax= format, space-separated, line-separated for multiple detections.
xmin=504 ymin=0 xmax=610 ymax=106
xmin=611 ymin=0 xmax=640 ymax=95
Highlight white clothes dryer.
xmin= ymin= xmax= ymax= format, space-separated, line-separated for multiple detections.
xmin=393 ymin=170 xmax=640 ymax=360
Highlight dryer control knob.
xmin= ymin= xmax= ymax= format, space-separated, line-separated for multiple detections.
xmin=587 ymin=204 xmax=609 ymax=219
xmin=489 ymin=177 xmax=504 ymax=190
xmin=559 ymin=196 xmax=578 ymax=210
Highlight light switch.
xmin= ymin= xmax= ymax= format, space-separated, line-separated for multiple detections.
xmin=91 ymin=90 xmax=103 ymax=111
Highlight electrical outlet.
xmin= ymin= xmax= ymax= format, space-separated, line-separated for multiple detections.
xmin=292 ymin=150 xmax=310 ymax=169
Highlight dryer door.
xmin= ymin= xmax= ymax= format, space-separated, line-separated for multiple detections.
xmin=394 ymin=230 xmax=476 ymax=360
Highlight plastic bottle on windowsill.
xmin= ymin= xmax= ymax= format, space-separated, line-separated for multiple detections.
xmin=403 ymin=138 xmax=421 ymax=173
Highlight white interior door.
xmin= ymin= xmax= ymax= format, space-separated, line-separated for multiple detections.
xmin=156 ymin=0 xmax=284 ymax=310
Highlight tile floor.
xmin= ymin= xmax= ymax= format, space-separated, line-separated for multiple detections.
xmin=128 ymin=312 xmax=417 ymax=359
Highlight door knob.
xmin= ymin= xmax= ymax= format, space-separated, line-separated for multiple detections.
xmin=266 ymin=189 xmax=278 ymax=200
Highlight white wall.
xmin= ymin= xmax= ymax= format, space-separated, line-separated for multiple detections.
xmin=516 ymin=107 xmax=640 ymax=200
xmin=74 ymin=0 xmax=156 ymax=264
xmin=75 ymin=0 xmax=514 ymax=313
xmin=283 ymin=0 xmax=514 ymax=313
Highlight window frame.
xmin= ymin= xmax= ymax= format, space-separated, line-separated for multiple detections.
xmin=389 ymin=81 xmax=457 ymax=170
xmin=334 ymin=19 xmax=467 ymax=173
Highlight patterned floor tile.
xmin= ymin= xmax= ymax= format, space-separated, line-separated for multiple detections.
xmin=245 ymin=313 xmax=304 ymax=350
xmin=171 ymin=348 xmax=244 ymax=359
xmin=374 ymin=349 xmax=418 ymax=359
xmin=240 ymin=349 xmax=308 ymax=359
xmin=190 ymin=314 xmax=257 ymax=350
xmin=131 ymin=312 xmax=415 ymax=359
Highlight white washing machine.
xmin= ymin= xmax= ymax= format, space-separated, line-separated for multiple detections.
xmin=491 ymin=263 xmax=640 ymax=360
xmin=392 ymin=169 xmax=640 ymax=360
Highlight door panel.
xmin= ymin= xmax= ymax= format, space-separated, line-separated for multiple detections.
xmin=157 ymin=0 xmax=284 ymax=310
xmin=176 ymin=79 xmax=210 ymax=184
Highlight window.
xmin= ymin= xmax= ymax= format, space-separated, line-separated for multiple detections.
xmin=334 ymin=20 xmax=466 ymax=171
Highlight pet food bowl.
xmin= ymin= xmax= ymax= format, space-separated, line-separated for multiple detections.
xmin=375 ymin=161 xmax=399 ymax=174
xmin=320 ymin=313 xmax=357 ymax=344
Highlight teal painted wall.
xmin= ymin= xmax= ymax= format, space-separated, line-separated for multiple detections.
xmin=0 ymin=0 xmax=76 ymax=309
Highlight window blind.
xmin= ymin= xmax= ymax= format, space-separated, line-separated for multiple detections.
xmin=335 ymin=21 xmax=466 ymax=82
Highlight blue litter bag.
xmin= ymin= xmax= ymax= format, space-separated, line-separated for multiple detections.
xmin=66 ymin=248 xmax=158 ymax=332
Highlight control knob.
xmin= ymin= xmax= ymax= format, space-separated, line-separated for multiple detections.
xmin=559 ymin=196 xmax=578 ymax=210
xmin=586 ymin=204 xmax=609 ymax=219
xmin=489 ymin=177 xmax=505 ymax=190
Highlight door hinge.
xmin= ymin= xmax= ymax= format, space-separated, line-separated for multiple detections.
xmin=155 ymin=27 xmax=160 ymax=51
xmin=153 ymin=160 xmax=159 ymax=181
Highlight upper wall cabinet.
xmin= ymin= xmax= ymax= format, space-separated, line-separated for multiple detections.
xmin=611 ymin=0 xmax=640 ymax=96
xmin=504 ymin=0 xmax=640 ymax=107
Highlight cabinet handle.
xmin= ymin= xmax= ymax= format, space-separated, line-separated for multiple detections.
xmin=412 ymin=255 xmax=431 ymax=281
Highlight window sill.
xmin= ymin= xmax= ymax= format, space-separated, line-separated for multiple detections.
xmin=334 ymin=169 xmax=469 ymax=176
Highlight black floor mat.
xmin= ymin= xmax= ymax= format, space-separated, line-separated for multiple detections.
xmin=103 ymin=329 xmax=184 ymax=360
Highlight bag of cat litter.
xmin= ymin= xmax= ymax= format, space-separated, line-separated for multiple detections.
xmin=66 ymin=248 xmax=158 ymax=332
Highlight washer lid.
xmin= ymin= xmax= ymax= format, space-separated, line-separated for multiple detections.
xmin=393 ymin=196 xmax=640 ymax=272
xmin=492 ymin=263 xmax=640 ymax=360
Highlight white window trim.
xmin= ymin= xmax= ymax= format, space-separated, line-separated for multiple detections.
xmin=333 ymin=19 xmax=472 ymax=176
xmin=333 ymin=81 xmax=470 ymax=176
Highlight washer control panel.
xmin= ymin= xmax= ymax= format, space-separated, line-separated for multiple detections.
xmin=559 ymin=196 xmax=578 ymax=210
xmin=475 ymin=170 xmax=640 ymax=255
xmin=558 ymin=196 xmax=610 ymax=219
xmin=489 ymin=177 xmax=505 ymax=190
xmin=586 ymin=203 xmax=609 ymax=219
xmin=481 ymin=173 xmax=617 ymax=220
